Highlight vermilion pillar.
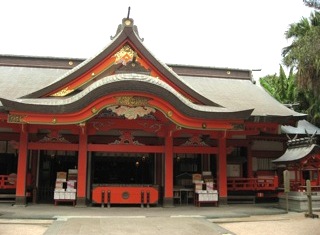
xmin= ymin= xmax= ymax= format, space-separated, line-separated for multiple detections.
xmin=77 ymin=124 xmax=88 ymax=206
xmin=15 ymin=125 xmax=28 ymax=206
xmin=218 ymin=133 xmax=227 ymax=204
xmin=163 ymin=131 xmax=173 ymax=207
xmin=247 ymin=144 xmax=253 ymax=178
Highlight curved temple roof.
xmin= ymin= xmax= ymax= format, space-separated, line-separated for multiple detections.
xmin=0 ymin=17 xmax=306 ymax=124
xmin=22 ymin=18 xmax=217 ymax=107
xmin=273 ymin=144 xmax=320 ymax=164
xmin=0 ymin=74 xmax=253 ymax=120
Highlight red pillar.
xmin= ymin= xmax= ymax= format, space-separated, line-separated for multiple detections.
xmin=218 ymin=133 xmax=228 ymax=204
xmin=77 ymin=124 xmax=88 ymax=206
xmin=15 ymin=125 xmax=28 ymax=206
xmin=247 ymin=143 xmax=253 ymax=178
xmin=163 ymin=131 xmax=173 ymax=207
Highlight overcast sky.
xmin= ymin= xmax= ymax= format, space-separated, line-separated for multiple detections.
xmin=0 ymin=0 xmax=314 ymax=79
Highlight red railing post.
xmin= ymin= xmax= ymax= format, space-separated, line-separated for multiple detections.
xmin=274 ymin=175 xmax=279 ymax=189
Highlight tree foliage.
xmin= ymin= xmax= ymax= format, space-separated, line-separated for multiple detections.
xmin=304 ymin=0 xmax=320 ymax=10
xmin=297 ymin=90 xmax=320 ymax=125
xmin=260 ymin=65 xmax=320 ymax=126
xmin=260 ymin=65 xmax=296 ymax=104
xmin=282 ymin=11 xmax=320 ymax=97
xmin=279 ymin=11 xmax=320 ymax=126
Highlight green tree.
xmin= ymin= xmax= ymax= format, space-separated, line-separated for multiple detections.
xmin=296 ymin=90 xmax=320 ymax=126
xmin=282 ymin=11 xmax=320 ymax=94
xmin=260 ymin=65 xmax=296 ymax=104
xmin=260 ymin=66 xmax=320 ymax=126
xmin=282 ymin=11 xmax=320 ymax=96
xmin=281 ymin=11 xmax=320 ymax=126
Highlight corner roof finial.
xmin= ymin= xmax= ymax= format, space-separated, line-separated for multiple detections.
xmin=127 ymin=6 xmax=131 ymax=19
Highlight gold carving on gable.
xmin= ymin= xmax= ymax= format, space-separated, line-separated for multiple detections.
xmin=115 ymin=96 xmax=150 ymax=107
xmin=181 ymin=135 xmax=209 ymax=146
xmin=108 ymin=96 xmax=155 ymax=120
xmin=113 ymin=45 xmax=138 ymax=65
xmin=8 ymin=114 xmax=26 ymax=123
xmin=108 ymin=105 xmax=156 ymax=120
xmin=91 ymin=107 xmax=97 ymax=114
xmin=109 ymin=131 xmax=144 ymax=145
xmin=51 ymin=87 xmax=74 ymax=97
xmin=232 ymin=124 xmax=245 ymax=130
xmin=39 ymin=134 xmax=70 ymax=143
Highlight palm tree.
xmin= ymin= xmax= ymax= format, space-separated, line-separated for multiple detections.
xmin=282 ymin=11 xmax=320 ymax=97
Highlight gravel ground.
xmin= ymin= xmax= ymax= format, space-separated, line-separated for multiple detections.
xmin=0 ymin=211 xmax=319 ymax=235
xmin=0 ymin=219 xmax=52 ymax=235
xmin=215 ymin=212 xmax=320 ymax=235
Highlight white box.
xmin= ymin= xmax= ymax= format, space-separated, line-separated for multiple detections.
xmin=54 ymin=188 xmax=65 ymax=192
xmin=66 ymin=188 xmax=76 ymax=192
xmin=70 ymin=192 xmax=76 ymax=200
xmin=59 ymin=192 xmax=65 ymax=199
xmin=206 ymin=182 xmax=214 ymax=190
xmin=54 ymin=191 xmax=60 ymax=199
xmin=68 ymin=169 xmax=78 ymax=174
xmin=67 ymin=180 xmax=77 ymax=189
xmin=65 ymin=192 xmax=71 ymax=200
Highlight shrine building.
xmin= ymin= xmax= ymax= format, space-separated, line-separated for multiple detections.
xmin=0 ymin=17 xmax=306 ymax=207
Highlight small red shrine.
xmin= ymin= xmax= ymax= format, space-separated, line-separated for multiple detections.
xmin=273 ymin=134 xmax=320 ymax=211
xmin=0 ymin=17 xmax=305 ymax=207
xmin=273 ymin=135 xmax=320 ymax=191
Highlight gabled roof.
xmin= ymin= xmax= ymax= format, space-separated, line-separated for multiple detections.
xmin=281 ymin=120 xmax=320 ymax=135
xmin=180 ymin=76 xmax=306 ymax=120
xmin=273 ymin=144 xmax=320 ymax=163
xmin=0 ymin=73 xmax=252 ymax=120
xmin=0 ymin=17 xmax=306 ymax=125
xmin=273 ymin=135 xmax=320 ymax=164
xmin=22 ymin=18 xmax=217 ymax=106
xmin=0 ymin=66 xmax=68 ymax=99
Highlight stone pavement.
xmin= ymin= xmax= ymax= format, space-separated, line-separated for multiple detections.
xmin=0 ymin=203 xmax=318 ymax=235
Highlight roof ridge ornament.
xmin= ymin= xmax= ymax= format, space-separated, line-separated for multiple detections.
xmin=286 ymin=130 xmax=318 ymax=148
xmin=127 ymin=6 xmax=131 ymax=19
xmin=110 ymin=7 xmax=144 ymax=41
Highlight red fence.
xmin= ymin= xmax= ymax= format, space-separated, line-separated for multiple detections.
xmin=227 ymin=176 xmax=279 ymax=191
xmin=0 ymin=174 xmax=16 ymax=189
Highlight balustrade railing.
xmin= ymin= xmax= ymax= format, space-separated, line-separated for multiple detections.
xmin=227 ymin=176 xmax=278 ymax=191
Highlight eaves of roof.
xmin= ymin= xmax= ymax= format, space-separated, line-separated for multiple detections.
xmin=0 ymin=73 xmax=253 ymax=120
xmin=180 ymin=75 xmax=306 ymax=122
xmin=281 ymin=120 xmax=320 ymax=135
xmin=273 ymin=144 xmax=320 ymax=163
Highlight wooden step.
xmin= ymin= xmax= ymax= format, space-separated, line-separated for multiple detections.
xmin=0 ymin=194 xmax=15 ymax=203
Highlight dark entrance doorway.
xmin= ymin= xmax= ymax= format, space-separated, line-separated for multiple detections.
xmin=38 ymin=151 xmax=77 ymax=202
xmin=91 ymin=153 xmax=154 ymax=185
